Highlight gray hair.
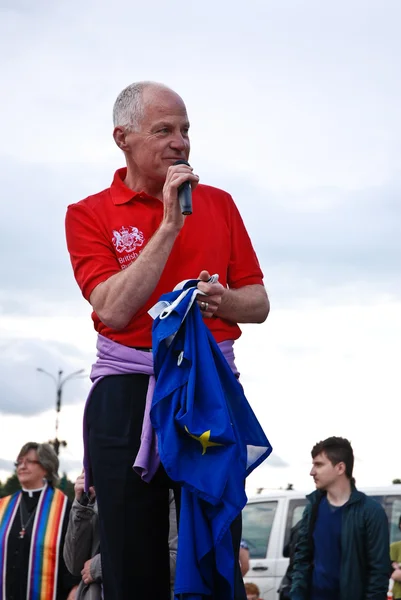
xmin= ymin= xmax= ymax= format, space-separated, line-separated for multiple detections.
xmin=112 ymin=81 xmax=175 ymax=132
xmin=18 ymin=442 xmax=60 ymax=487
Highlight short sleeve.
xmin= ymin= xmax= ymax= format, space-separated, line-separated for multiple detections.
xmin=227 ymin=198 xmax=264 ymax=289
xmin=65 ymin=202 xmax=121 ymax=301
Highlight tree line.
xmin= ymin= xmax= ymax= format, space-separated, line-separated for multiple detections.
xmin=0 ymin=472 xmax=76 ymax=500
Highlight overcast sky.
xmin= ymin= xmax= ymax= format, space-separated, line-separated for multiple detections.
xmin=1 ymin=0 xmax=400 ymax=492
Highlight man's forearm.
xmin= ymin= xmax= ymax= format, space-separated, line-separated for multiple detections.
xmin=90 ymin=223 xmax=180 ymax=330
xmin=216 ymin=284 xmax=269 ymax=324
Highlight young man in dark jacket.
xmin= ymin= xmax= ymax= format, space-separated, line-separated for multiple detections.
xmin=291 ymin=436 xmax=390 ymax=600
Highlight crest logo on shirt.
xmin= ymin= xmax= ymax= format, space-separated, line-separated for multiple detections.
xmin=112 ymin=226 xmax=145 ymax=254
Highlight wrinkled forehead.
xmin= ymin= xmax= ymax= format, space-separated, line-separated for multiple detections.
xmin=142 ymin=87 xmax=188 ymax=119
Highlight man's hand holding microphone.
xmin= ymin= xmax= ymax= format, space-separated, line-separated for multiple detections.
xmin=162 ymin=162 xmax=224 ymax=319
xmin=162 ymin=160 xmax=198 ymax=233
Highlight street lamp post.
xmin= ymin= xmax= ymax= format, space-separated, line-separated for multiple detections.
xmin=36 ymin=368 xmax=85 ymax=455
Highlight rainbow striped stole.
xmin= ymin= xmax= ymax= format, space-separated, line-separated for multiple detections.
xmin=27 ymin=485 xmax=67 ymax=600
xmin=0 ymin=486 xmax=67 ymax=600
xmin=0 ymin=493 xmax=21 ymax=600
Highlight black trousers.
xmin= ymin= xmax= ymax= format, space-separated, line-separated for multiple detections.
xmin=87 ymin=374 xmax=246 ymax=600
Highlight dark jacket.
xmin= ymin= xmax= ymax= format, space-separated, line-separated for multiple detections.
xmin=290 ymin=487 xmax=390 ymax=600
xmin=63 ymin=492 xmax=178 ymax=599
xmin=63 ymin=498 xmax=102 ymax=600
xmin=279 ymin=520 xmax=302 ymax=598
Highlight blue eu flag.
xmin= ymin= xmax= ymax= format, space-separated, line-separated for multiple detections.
xmin=150 ymin=281 xmax=272 ymax=600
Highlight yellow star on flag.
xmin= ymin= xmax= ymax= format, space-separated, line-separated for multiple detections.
xmin=184 ymin=426 xmax=224 ymax=455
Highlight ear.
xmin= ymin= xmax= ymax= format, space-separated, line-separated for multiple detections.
xmin=113 ymin=127 xmax=129 ymax=151
xmin=336 ymin=461 xmax=346 ymax=476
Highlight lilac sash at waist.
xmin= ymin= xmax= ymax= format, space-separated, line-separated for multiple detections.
xmin=83 ymin=334 xmax=238 ymax=488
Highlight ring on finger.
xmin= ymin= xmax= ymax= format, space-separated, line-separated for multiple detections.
xmin=200 ymin=301 xmax=209 ymax=312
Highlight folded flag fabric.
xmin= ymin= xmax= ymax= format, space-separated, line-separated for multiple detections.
xmin=150 ymin=279 xmax=272 ymax=600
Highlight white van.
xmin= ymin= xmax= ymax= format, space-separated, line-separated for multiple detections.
xmin=242 ymin=486 xmax=401 ymax=600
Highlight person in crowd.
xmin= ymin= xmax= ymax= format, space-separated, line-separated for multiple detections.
xmin=63 ymin=470 xmax=178 ymax=599
xmin=244 ymin=581 xmax=262 ymax=600
xmin=291 ymin=436 xmax=390 ymax=600
xmin=65 ymin=80 xmax=269 ymax=599
xmin=390 ymin=516 xmax=401 ymax=600
xmin=0 ymin=442 xmax=79 ymax=600
xmin=63 ymin=470 xmax=101 ymax=600
xmin=278 ymin=519 xmax=302 ymax=599
xmin=239 ymin=539 xmax=250 ymax=577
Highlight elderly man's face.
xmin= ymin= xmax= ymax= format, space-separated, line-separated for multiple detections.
xmin=122 ymin=87 xmax=190 ymax=185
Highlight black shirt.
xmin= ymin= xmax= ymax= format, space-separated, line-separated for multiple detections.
xmin=5 ymin=489 xmax=79 ymax=600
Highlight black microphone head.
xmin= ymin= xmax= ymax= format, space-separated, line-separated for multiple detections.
xmin=173 ymin=159 xmax=192 ymax=215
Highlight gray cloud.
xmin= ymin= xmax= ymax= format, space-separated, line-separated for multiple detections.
xmin=59 ymin=456 xmax=83 ymax=474
xmin=0 ymin=158 xmax=98 ymax=306
xmin=0 ymin=0 xmax=400 ymax=318
xmin=0 ymin=458 xmax=14 ymax=471
xmin=264 ymin=453 xmax=289 ymax=468
xmin=1 ymin=157 xmax=400 ymax=320
xmin=0 ymin=0 xmax=400 ymax=482
xmin=194 ymin=170 xmax=401 ymax=304
xmin=0 ymin=337 xmax=91 ymax=416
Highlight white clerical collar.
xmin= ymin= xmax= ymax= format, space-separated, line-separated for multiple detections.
xmin=22 ymin=485 xmax=45 ymax=498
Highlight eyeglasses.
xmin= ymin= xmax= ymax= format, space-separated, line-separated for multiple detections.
xmin=14 ymin=458 xmax=41 ymax=468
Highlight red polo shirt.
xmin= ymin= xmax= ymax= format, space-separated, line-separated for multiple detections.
xmin=65 ymin=168 xmax=264 ymax=347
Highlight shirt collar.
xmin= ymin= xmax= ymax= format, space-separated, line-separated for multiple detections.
xmin=22 ymin=485 xmax=45 ymax=497
xmin=110 ymin=167 xmax=157 ymax=205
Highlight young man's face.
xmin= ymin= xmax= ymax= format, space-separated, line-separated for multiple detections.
xmin=310 ymin=451 xmax=344 ymax=490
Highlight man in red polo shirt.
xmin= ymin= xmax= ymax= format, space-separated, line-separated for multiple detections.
xmin=65 ymin=81 xmax=269 ymax=600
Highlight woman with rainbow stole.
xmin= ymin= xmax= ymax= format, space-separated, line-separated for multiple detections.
xmin=0 ymin=442 xmax=80 ymax=600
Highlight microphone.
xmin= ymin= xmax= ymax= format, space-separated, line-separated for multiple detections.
xmin=174 ymin=159 xmax=193 ymax=215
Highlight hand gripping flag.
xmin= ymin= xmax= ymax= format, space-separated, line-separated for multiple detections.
xmin=150 ymin=279 xmax=272 ymax=600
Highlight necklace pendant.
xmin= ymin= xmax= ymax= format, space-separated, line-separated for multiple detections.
xmin=19 ymin=528 xmax=25 ymax=539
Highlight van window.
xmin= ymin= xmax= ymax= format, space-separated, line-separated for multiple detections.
xmin=242 ymin=501 xmax=278 ymax=559
xmin=283 ymin=498 xmax=307 ymax=555
xmin=389 ymin=497 xmax=401 ymax=544
xmin=370 ymin=495 xmax=401 ymax=544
